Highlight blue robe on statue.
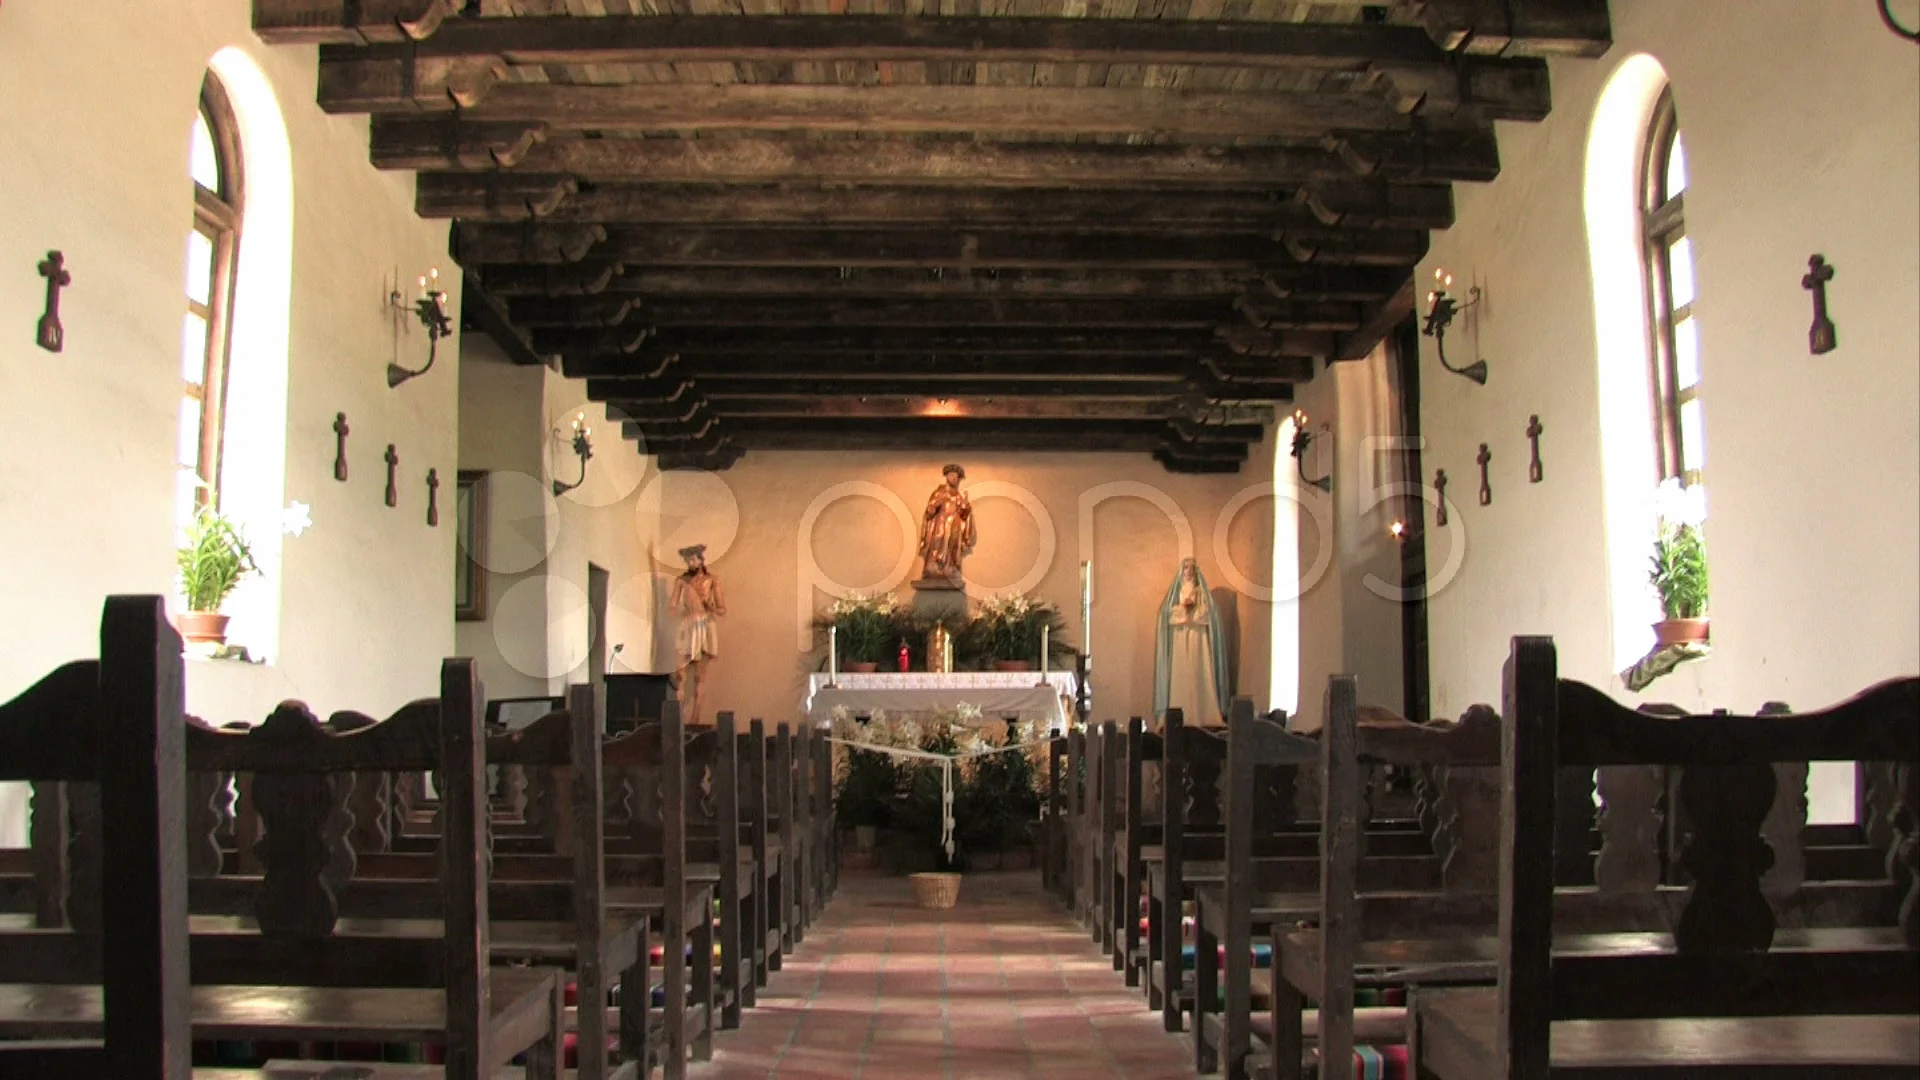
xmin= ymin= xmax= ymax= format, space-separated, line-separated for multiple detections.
xmin=1152 ymin=558 xmax=1231 ymax=728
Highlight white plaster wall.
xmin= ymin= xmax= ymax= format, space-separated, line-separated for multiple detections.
xmin=0 ymin=1 xmax=456 ymax=842
xmin=454 ymin=347 xmax=659 ymax=699
xmin=1289 ymin=347 xmax=1409 ymax=730
xmin=1418 ymin=2 xmax=1919 ymax=737
xmin=654 ymin=449 xmax=1277 ymax=727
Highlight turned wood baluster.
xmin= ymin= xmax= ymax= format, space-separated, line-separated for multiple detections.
xmin=1413 ymin=764 xmax=1443 ymax=849
xmin=1863 ymin=761 xmax=1898 ymax=850
xmin=183 ymin=770 xmax=226 ymax=878
xmin=1888 ymin=761 xmax=1920 ymax=949
xmin=1674 ymin=759 xmax=1778 ymax=953
xmin=1291 ymin=752 xmax=1322 ymax=827
xmin=1440 ymin=763 xmax=1502 ymax=892
xmin=1594 ymin=765 xmax=1664 ymax=893
xmin=498 ymin=763 xmax=530 ymax=821
xmin=64 ymin=782 xmax=102 ymax=934
xmin=1186 ymin=734 xmax=1224 ymax=833
xmin=320 ymin=773 xmax=359 ymax=895
xmin=523 ymin=766 xmax=556 ymax=843
xmin=28 ymin=780 xmax=69 ymax=928
xmin=249 ymin=716 xmax=343 ymax=940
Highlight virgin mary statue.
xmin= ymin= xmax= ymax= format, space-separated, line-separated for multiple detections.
xmin=1152 ymin=558 xmax=1230 ymax=728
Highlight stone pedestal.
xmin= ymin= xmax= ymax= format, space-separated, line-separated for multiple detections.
xmin=909 ymin=580 xmax=969 ymax=626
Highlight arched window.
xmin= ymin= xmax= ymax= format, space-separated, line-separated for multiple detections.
xmin=1642 ymin=90 xmax=1705 ymax=491
xmin=178 ymin=72 xmax=244 ymax=529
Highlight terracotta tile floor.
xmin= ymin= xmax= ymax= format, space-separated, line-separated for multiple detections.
xmin=690 ymin=870 xmax=1198 ymax=1080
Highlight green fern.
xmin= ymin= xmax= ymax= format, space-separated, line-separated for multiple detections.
xmin=177 ymin=508 xmax=258 ymax=613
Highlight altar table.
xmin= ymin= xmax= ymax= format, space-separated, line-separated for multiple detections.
xmin=804 ymin=671 xmax=1078 ymax=733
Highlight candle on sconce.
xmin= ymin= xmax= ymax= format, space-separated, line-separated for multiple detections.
xmin=1389 ymin=520 xmax=1407 ymax=540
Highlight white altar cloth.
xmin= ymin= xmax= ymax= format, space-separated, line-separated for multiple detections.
xmin=804 ymin=671 xmax=1077 ymax=732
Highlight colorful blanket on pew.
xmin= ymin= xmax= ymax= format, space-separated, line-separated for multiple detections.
xmin=1311 ymin=1044 xmax=1408 ymax=1080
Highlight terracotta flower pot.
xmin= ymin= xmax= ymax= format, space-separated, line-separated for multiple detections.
xmin=844 ymin=661 xmax=880 ymax=673
xmin=177 ymin=611 xmax=230 ymax=645
xmin=993 ymin=659 xmax=1033 ymax=672
xmin=1652 ymin=617 xmax=1709 ymax=649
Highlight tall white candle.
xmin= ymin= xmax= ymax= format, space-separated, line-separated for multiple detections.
xmin=1080 ymin=561 xmax=1092 ymax=651
xmin=829 ymin=624 xmax=838 ymax=678
xmin=1041 ymin=624 xmax=1050 ymax=678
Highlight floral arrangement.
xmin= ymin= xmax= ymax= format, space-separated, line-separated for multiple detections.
xmin=965 ymin=591 xmax=1067 ymax=665
xmin=1648 ymin=478 xmax=1709 ymax=620
xmin=817 ymin=590 xmax=900 ymax=665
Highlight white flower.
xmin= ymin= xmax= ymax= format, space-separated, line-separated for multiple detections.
xmin=282 ymin=501 xmax=313 ymax=537
xmin=1652 ymin=477 xmax=1708 ymax=529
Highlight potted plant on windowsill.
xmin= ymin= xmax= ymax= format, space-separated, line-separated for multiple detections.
xmin=1648 ymin=479 xmax=1709 ymax=648
xmin=176 ymin=506 xmax=258 ymax=646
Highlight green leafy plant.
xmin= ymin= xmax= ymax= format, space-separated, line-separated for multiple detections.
xmin=1648 ymin=478 xmax=1708 ymax=620
xmin=834 ymin=746 xmax=899 ymax=830
xmin=1650 ymin=522 xmax=1708 ymax=619
xmin=815 ymin=591 xmax=898 ymax=665
xmin=176 ymin=507 xmax=258 ymax=613
xmin=954 ymin=721 xmax=1043 ymax=854
xmin=965 ymin=592 xmax=1068 ymax=665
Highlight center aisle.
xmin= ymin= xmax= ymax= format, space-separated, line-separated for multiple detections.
xmin=690 ymin=870 xmax=1199 ymax=1080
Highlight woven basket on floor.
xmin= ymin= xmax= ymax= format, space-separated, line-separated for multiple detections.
xmin=909 ymin=872 xmax=962 ymax=910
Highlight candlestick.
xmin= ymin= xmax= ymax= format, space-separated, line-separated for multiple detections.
xmin=828 ymin=624 xmax=838 ymax=683
xmin=1079 ymin=560 xmax=1092 ymax=653
xmin=1040 ymin=624 xmax=1050 ymax=680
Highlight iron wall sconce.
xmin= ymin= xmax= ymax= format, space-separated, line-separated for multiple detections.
xmin=1421 ymin=268 xmax=1490 ymax=385
xmin=1290 ymin=409 xmax=1332 ymax=492
xmin=552 ymin=412 xmax=594 ymax=498
xmin=387 ymin=268 xmax=455 ymax=389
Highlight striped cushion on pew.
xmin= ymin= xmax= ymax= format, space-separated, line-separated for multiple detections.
xmin=1179 ymin=942 xmax=1274 ymax=970
xmin=1310 ymin=1044 xmax=1408 ymax=1080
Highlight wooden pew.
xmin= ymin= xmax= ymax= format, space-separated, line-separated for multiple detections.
xmin=600 ymin=704 xmax=718 ymax=1080
xmin=744 ymin=718 xmax=782 ymax=982
xmin=0 ymin=596 xmax=190 ymax=1079
xmin=2 ymin=633 xmax=568 ymax=1078
xmin=1265 ymin=682 xmax=1500 ymax=1080
xmin=1410 ymin=637 xmax=1920 ymax=1077
xmin=1107 ymin=717 xmax=1160 ymax=986
xmin=1042 ymin=734 xmax=1069 ymax=900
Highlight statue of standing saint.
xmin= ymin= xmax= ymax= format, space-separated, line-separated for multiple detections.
xmin=916 ymin=464 xmax=977 ymax=588
xmin=670 ymin=543 xmax=725 ymax=726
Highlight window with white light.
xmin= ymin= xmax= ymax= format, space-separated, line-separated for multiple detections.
xmin=178 ymin=72 xmax=244 ymax=532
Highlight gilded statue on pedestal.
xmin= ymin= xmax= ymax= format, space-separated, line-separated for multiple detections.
xmin=916 ymin=463 xmax=976 ymax=588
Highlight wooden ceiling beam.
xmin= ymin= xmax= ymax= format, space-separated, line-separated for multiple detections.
xmin=452 ymin=223 xmax=1403 ymax=270
xmin=418 ymin=178 xmax=1456 ymax=231
xmin=545 ymin=327 xmax=1220 ymax=366
xmin=389 ymin=127 xmax=1499 ymax=185
xmin=254 ymin=0 xmax=461 ymax=44
xmin=394 ymin=83 xmax=1417 ymax=140
xmin=621 ymin=417 xmax=1259 ymax=454
xmin=481 ymin=264 xmax=1402 ymax=302
xmin=1413 ymin=0 xmax=1612 ymax=58
xmin=589 ymin=376 xmax=1199 ymax=401
xmin=607 ymin=394 xmax=1274 ymax=424
xmin=508 ymin=296 xmax=1252 ymax=330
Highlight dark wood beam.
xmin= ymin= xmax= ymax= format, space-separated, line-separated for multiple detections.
xmin=453 ymin=224 xmax=1410 ymax=271
xmin=389 ymin=127 xmax=1500 ymax=186
xmin=681 ymin=355 xmax=1223 ymax=382
xmin=506 ymin=296 xmax=1281 ymax=331
xmin=622 ymin=417 xmax=1261 ymax=454
xmin=1334 ymin=271 xmax=1419 ymax=361
xmin=482 ymin=264 xmax=1403 ymax=302
xmin=1414 ymin=0 xmax=1612 ymax=57
xmin=590 ymin=376 xmax=1194 ymax=401
xmin=545 ymin=327 xmax=1227 ymax=368
xmin=392 ymin=83 xmax=1420 ymax=140
xmin=418 ymin=178 xmax=1456 ymax=232
xmin=254 ymin=0 xmax=461 ymax=44
xmin=457 ymin=272 xmax=548 ymax=368
xmin=608 ymin=394 xmax=1273 ymax=424
xmin=309 ymin=15 xmax=1554 ymax=118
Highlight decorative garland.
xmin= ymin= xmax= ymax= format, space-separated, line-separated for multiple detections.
xmin=828 ymin=706 xmax=1051 ymax=857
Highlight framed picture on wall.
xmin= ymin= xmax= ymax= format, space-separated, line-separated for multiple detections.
xmin=455 ymin=470 xmax=488 ymax=621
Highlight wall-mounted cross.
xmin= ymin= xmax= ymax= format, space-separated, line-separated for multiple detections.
xmin=1801 ymin=254 xmax=1837 ymax=355
xmin=426 ymin=468 xmax=440 ymax=527
xmin=332 ymin=413 xmax=351 ymax=482
xmin=1526 ymin=415 xmax=1544 ymax=483
xmin=1433 ymin=469 xmax=1449 ymax=526
xmin=36 ymin=251 xmax=70 ymax=353
xmin=384 ymin=445 xmax=399 ymax=508
xmin=1476 ymin=443 xmax=1492 ymax=506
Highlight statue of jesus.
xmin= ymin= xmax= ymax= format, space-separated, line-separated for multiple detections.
xmin=917 ymin=463 xmax=976 ymax=588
